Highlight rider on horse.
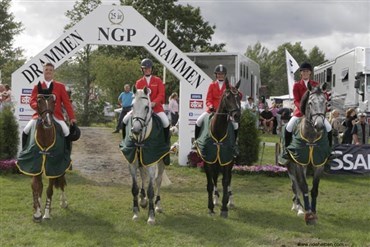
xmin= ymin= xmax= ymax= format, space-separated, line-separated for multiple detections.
xmin=193 ymin=64 xmax=241 ymax=151
xmin=281 ymin=62 xmax=332 ymax=159
xmin=122 ymin=58 xmax=170 ymax=144
xmin=22 ymin=63 xmax=77 ymax=150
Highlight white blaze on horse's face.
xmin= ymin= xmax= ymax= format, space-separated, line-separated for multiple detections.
xmin=131 ymin=89 xmax=151 ymax=136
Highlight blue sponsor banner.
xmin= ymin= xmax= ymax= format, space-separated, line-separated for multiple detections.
xmin=191 ymin=94 xmax=202 ymax=100
xmin=22 ymin=88 xmax=33 ymax=94
xmin=329 ymin=144 xmax=370 ymax=174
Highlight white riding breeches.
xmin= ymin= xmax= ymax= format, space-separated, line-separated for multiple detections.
xmin=123 ymin=110 xmax=170 ymax=128
xmin=285 ymin=116 xmax=332 ymax=133
xmin=23 ymin=117 xmax=70 ymax=137
xmin=196 ymin=111 xmax=238 ymax=130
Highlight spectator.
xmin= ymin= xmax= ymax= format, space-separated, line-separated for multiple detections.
xmin=259 ymin=105 xmax=274 ymax=134
xmin=2 ymin=84 xmax=12 ymax=103
xmin=113 ymin=84 xmax=133 ymax=133
xmin=352 ymin=112 xmax=369 ymax=145
xmin=277 ymin=107 xmax=292 ymax=132
xmin=0 ymin=84 xmax=4 ymax=111
xmin=245 ymin=96 xmax=257 ymax=113
xmin=329 ymin=109 xmax=343 ymax=145
xmin=342 ymin=108 xmax=357 ymax=144
xmin=270 ymin=101 xmax=279 ymax=134
xmin=168 ymin=92 xmax=179 ymax=127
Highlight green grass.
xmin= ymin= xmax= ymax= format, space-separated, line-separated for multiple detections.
xmin=1 ymin=166 xmax=369 ymax=247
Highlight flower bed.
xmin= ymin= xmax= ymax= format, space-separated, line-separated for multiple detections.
xmin=232 ymin=164 xmax=288 ymax=177
xmin=0 ymin=159 xmax=18 ymax=174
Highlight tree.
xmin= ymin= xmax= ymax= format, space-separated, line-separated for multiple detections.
xmin=63 ymin=0 xmax=101 ymax=125
xmin=0 ymin=0 xmax=24 ymax=81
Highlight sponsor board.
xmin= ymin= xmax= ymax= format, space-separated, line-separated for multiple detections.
xmin=22 ymin=88 xmax=33 ymax=94
xmin=19 ymin=115 xmax=33 ymax=121
xmin=329 ymin=144 xmax=370 ymax=174
xmin=189 ymin=100 xmax=203 ymax=109
xmin=20 ymin=95 xmax=31 ymax=105
xmin=191 ymin=94 xmax=202 ymax=100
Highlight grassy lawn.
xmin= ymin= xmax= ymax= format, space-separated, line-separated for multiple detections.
xmin=1 ymin=165 xmax=369 ymax=247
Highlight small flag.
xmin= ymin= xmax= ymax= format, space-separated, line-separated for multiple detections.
xmin=285 ymin=49 xmax=299 ymax=99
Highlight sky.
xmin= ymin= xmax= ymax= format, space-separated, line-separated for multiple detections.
xmin=9 ymin=0 xmax=370 ymax=61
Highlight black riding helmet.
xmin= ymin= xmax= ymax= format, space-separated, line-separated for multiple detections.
xmin=299 ymin=62 xmax=312 ymax=71
xmin=141 ymin=58 xmax=153 ymax=69
xmin=214 ymin=64 xmax=227 ymax=74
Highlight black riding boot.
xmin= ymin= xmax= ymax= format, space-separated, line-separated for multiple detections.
xmin=282 ymin=129 xmax=292 ymax=159
xmin=164 ymin=126 xmax=170 ymax=144
xmin=327 ymin=130 xmax=333 ymax=147
xmin=121 ymin=123 xmax=126 ymax=139
xmin=22 ymin=132 xmax=28 ymax=149
xmin=192 ymin=125 xmax=201 ymax=149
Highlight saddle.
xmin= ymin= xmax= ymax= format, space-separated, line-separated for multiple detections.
xmin=195 ymin=114 xmax=236 ymax=165
xmin=16 ymin=120 xmax=72 ymax=177
xmin=120 ymin=113 xmax=170 ymax=166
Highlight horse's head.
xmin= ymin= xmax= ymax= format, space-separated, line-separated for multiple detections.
xmin=37 ymin=94 xmax=56 ymax=128
xmin=301 ymin=83 xmax=327 ymax=132
xmin=131 ymin=86 xmax=152 ymax=137
xmin=219 ymin=80 xmax=242 ymax=122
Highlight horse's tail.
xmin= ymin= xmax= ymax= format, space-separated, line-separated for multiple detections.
xmin=54 ymin=174 xmax=67 ymax=189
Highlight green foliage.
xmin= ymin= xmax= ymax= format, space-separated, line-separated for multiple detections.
xmin=0 ymin=0 xmax=24 ymax=68
xmin=237 ymin=109 xmax=260 ymax=165
xmin=0 ymin=106 xmax=19 ymax=159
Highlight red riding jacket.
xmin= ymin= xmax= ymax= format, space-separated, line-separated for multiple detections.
xmin=30 ymin=81 xmax=75 ymax=121
xmin=136 ymin=75 xmax=165 ymax=113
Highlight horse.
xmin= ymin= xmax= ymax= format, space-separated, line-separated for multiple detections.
xmin=17 ymin=93 xmax=71 ymax=222
xmin=195 ymin=81 xmax=241 ymax=218
xmin=283 ymin=83 xmax=331 ymax=225
xmin=120 ymin=86 xmax=170 ymax=225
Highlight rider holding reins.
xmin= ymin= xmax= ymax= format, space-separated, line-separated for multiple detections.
xmin=282 ymin=62 xmax=332 ymax=158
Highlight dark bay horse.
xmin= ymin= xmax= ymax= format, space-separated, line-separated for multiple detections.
xmin=285 ymin=84 xmax=331 ymax=225
xmin=17 ymin=93 xmax=71 ymax=222
xmin=120 ymin=86 xmax=170 ymax=225
xmin=196 ymin=81 xmax=241 ymax=218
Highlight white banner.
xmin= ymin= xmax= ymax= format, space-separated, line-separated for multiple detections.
xmin=285 ymin=49 xmax=299 ymax=99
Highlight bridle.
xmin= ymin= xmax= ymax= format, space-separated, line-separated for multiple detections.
xmin=37 ymin=94 xmax=55 ymax=129
xmin=305 ymin=91 xmax=326 ymax=128
xmin=131 ymin=96 xmax=152 ymax=142
xmin=217 ymin=87 xmax=241 ymax=120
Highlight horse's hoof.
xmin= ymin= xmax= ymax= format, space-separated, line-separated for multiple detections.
xmin=155 ymin=206 xmax=163 ymax=213
xmin=220 ymin=211 xmax=228 ymax=218
xmin=33 ymin=215 xmax=42 ymax=223
xmin=132 ymin=214 xmax=139 ymax=221
xmin=60 ymin=201 xmax=68 ymax=209
xmin=297 ymin=208 xmax=305 ymax=217
xmin=147 ymin=217 xmax=156 ymax=225
xmin=305 ymin=213 xmax=318 ymax=225
xmin=208 ymin=210 xmax=215 ymax=216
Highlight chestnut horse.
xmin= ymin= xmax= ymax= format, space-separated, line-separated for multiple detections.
xmin=195 ymin=81 xmax=241 ymax=218
xmin=17 ymin=93 xmax=70 ymax=222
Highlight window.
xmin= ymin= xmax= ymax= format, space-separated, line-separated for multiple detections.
xmin=326 ymin=68 xmax=332 ymax=82
xmin=341 ymin=68 xmax=349 ymax=82
xmin=333 ymin=74 xmax=336 ymax=87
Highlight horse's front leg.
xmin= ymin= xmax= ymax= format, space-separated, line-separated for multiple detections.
xmin=287 ymin=164 xmax=304 ymax=216
xmin=31 ymin=175 xmax=43 ymax=223
xmin=204 ymin=163 xmax=215 ymax=215
xmin=147 ymin=166 xmax=156 ymax=225
xmin=227 ymin=169 xmax=235 ymax=209
xmin=129 ymin=163 xmax=140 ymax=221
xmin=43 ymin=178 xmax=54 ymax=220
xmin=154 ymin=161 xmax=165 ymax=213
xmin=309 ymin=166 xmax=324 ymax=224
xmin=58 ymin=175 xmax=68 ymax=209
xmin=139 ymin=166 xmax=148 ymax=209
xmin=220 ymin=165 xmax=232 ymax=218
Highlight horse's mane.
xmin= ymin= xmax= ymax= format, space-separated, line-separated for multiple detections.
xmin=300 ymin=91 xmax=310 ymax=116
xmin=300 ymin=86 xmax=322 ymax=116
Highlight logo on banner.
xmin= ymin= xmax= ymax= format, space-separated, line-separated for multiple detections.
xmin=20 ymin=95 xmax=31 ymax=105
xmin=22 ymin=88 xmax=32 ymax=94
xmin=191 ymin=94 xmax=202 ymax=99
xmin=189 ymin=100 xmax=203 ymax=109
xmin=109 ymin=9 xmax=124 ymax=25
